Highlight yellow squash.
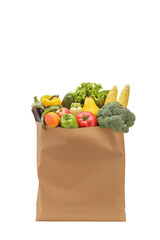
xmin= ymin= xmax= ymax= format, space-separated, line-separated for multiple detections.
xmin=104 ymin=85 xmax=118 ymax=104
xmin=118 ymin=85 xmax=130 ymax=108
xmin=82 ymin=97 xmax=99 ymax=116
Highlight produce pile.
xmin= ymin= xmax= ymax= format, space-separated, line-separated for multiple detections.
xmin=31 ymin=82 xmax=135 ymax=133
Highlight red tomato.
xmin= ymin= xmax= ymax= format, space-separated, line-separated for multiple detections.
xmin=76 ymin=111 xmax=97 ymax=127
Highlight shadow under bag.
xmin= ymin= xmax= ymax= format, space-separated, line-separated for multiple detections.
xmin=36 ymin=122 xmax=126 ymax=221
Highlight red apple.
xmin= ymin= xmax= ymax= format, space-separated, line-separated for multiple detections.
xmin=56 ymin=107 xmax=71 ymax=118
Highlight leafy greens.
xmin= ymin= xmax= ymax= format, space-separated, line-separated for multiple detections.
xmin=71 ymin=82 xmax=109 ymax=107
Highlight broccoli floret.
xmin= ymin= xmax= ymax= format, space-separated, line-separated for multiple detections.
xmin=97 ymin=101 xmax=135 ymax=133
xmin=122 ymin=126 xmax=129 ymax=133
xmin=97 ymin=117 xmax=105 ymax=127
xmin=107 ymin=103 xmax=116 ymax=113
xmin=120 ymin=108 xmax=131 ymax=121
xmin=108 ymin=115 xmax=124 ymax=132
xmin=113 ymin=107 xmax=121 ymax=115
xmin=120 ymin=108 xmax=136 ymax=127
xmin=97 ymin=108 xmax=103 ymax=117
xmin=113 ymin=101 xmax=123 ymax=108
xmin=126 ymin=112 xmax=136 ymax=127
xmin=104 ymin=117 xmax=110 ymax=128
xmin=102 ymin=109 xmax=112 ymax=117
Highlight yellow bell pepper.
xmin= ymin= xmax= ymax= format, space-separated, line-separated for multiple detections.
xmin=40 ymin=95 xmax=61 ymax=107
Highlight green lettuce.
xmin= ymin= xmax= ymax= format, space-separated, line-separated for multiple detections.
xmin=71 ymin=82 xmax=109 ymax=107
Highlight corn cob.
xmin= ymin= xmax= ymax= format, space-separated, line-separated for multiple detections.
xmin=118 ymin=85 xmax=130 ymax=108
xmin=104 ymin=85 xmax=118 ymax=104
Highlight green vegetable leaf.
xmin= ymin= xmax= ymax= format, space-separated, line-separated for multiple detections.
xmin=71 ymin=82 xmax=109 ymax=107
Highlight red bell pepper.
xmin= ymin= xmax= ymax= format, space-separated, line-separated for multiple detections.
xmin=76 ymin=111 xmax=97 ymax=128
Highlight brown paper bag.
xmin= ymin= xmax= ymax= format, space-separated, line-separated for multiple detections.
xmin=36 ymin=122 xmax=126 ymax=221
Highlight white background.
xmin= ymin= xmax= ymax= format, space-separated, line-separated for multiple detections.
xmin=0 ymin=0 xmax=160 ymax=239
